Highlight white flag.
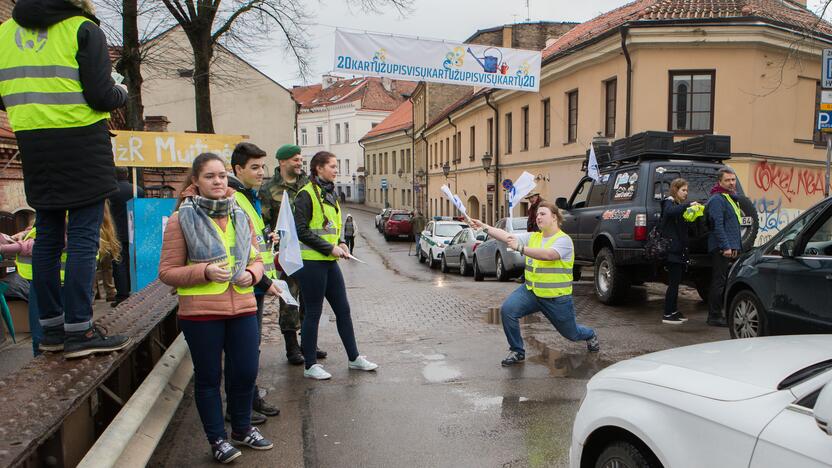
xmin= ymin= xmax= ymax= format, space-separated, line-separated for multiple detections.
xmin=440 ymin=185 xmax=467 ymax=216
xmin=276 ymin=190 xmax=303 ymax=276
xmin=508 ymin=171 xmax=536 ymax=210
xmin=587 ymin=145 xmax=601 ymax=182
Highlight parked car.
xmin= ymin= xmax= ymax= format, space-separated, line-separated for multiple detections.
xmin=557 ymin=131 xmax=758 ymax=305
xmin=472 ymin=217 xmax=527 ymax=282
xmin=570 ymin=335 xmax=832 ymax=468
xmin=440 ymin=227 xmax=485 ymax=276
xmin=375 ymin=208 xmax=393 ymax=232
xmin=417 ymin=218 xmax=468 ymax=268
xmin=384 ymin=211 xmax=413 ymax=241
xmin=725 ymin=196 xmax=832 ymax=339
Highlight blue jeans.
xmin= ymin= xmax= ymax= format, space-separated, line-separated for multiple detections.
xmin=34 ymin=200 xmax=104 ymax=333
xmin=292 ymin=260 xmax=359 ymax=369
xmin=27 ymin=281 xmax=43 ymax=356
xmin=500 ymin=286 xmax=595 ymax=355
xmin=180 ymin=314 xmax=259 ymax=442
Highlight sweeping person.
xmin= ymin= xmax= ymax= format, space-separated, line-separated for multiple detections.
xmin=158 ymin=153 xmax=273 ymax=463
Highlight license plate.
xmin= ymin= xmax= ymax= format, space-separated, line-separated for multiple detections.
xmin=741 ymin=216 xmax=754 ymax=226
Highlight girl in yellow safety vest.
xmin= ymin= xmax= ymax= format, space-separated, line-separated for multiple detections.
xmin=158 ymin=153 xmax=273 ymax=463
xmin=469 ymin=201 xmax=600 ymax=367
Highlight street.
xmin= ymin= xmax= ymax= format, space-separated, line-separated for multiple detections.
xmin=150 ymin=207 xmax=729 ymax=467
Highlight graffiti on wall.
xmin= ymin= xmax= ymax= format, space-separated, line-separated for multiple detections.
xmin=753 ymin=161 xmax=825 ymax=203
xmin=753 ymin=196 xmax=802 ymax=246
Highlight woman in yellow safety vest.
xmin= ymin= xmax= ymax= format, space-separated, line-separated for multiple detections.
xmin=291 ymin=151 xmax=378 ymax=380
xmin=158 ymin=153 xmax=273 ymax=463
xmin=469 ymin=201 xmax=600 ymax=367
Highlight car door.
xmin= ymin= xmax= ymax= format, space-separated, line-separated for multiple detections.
xmin=577 ymin=176 xmax=612 ymax=259
xmin=774 ymin=203 xmax=832 ymax=332
xmin=421 ymin=221 xmax=434 ymax=255
xmin=560 ymin=180 xmax=590 ymax=248
xmin=445 ymin=230 xmax=465 ymax=267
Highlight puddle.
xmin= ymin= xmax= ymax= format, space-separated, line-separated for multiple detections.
xmin=528 ymin=350 xmax=612 ymax=380
xmin=422 ymin=361 xmax=462 ymax=383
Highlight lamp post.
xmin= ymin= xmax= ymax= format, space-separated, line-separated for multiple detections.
xmin=442 ymin=161 xmax=457 ymax=192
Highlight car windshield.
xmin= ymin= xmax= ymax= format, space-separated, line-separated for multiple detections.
xmin=391 ymin=214 xmax=410 ymax=221
xmin=653 ymin=166 xmax=742 ymax=202
xmin=507 ymin=218 xmax=528 ymax=231
xmin=435 ymin=224 xmax=465 ymax=237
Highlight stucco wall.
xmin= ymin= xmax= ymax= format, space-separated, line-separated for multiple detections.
xmin=364 ymin=132 xmax=414 ymax=211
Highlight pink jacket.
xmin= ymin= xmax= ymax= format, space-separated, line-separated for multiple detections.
xmin=0 ymin=233 xmax=33 ymax=257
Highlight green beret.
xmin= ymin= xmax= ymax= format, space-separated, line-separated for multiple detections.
xmin=276 ymin=144 xmax=301 ymax=160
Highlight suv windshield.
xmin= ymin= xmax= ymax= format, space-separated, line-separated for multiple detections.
xmin=436 ymin=224 xmax=464 ymax=237
xmin=653 ymin=166 xmax=731 ymax=203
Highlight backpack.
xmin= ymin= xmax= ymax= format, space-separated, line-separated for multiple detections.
xmin=644 ymin=199 xmax=672 ymax=262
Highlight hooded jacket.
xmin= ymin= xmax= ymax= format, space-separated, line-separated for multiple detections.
xmin=0 ymin=0 xmax=127 ymax=210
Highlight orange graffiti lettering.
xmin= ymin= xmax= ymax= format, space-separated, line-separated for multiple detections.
xmin=752 ymin=161 xmax=824 ymax=203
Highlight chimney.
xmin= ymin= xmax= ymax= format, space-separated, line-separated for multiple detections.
xmin=382 ymin=77 xmax=393 ymax=93
xmin=322 ymin=74 xmax=338 ymax=89
xmin=502 ymin=25 xmax=513 ymax=48
xmin=144 ymin=115 xmax=170 ymax=132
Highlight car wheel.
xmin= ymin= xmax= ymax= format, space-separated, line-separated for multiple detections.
xmin=495 ymin=253 xmax=509 ymax=282
xmin=384 ymin=233 xmax=391 ymax=241
xmin=728 ymin=290 xmax=768 ymax=339
xmin=473 ymin=256 xmax=484 ymax=281
xmin=459 ymin=255 xmax=470 ymax=276
xmin=418 ymin=248 xmax=427 ymax=264
xmin=429 ymin=249 xmax=439 ymax=269
xmin=594 ymin=247 xmax=630 ymax=305
xmin=440 ymin=254 xmax=450 ymax=273
xmin=594 ymin=441 xmax=659 ymax=468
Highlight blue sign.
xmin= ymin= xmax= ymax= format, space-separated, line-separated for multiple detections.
xmin=381 ymin=178 xmax=388 ymax=189
xmin=818 ymin=110 xmax=832 ymax=132
xmin=502 ymin=179 xmax=513 ymax=190
xmin=129 ymin=198 xmax=177 ymax=293
xmin=824 ymin=49 xmax=832 ymax=89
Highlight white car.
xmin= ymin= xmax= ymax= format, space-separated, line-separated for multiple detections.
xmin=570 ymin=336 xmax=832 ymax=468
xmin=417 ymin=218 xmax=468 ymax=269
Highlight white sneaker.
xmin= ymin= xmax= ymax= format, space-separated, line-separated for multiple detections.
xmin=303 ymin=364 xmax=332 ymax=380
xmin=348 ymin=356 xmax=378 ymax=371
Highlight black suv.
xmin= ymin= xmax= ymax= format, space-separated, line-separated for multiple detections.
xmin=556 ymin=131 xmax=759 ymax=304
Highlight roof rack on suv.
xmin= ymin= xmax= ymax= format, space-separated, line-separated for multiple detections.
xmin=586 ymin=131 xmax=731 ymax=171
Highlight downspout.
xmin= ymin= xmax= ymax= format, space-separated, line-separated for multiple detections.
xmin=485 ymin=92 xmax=499 ymax=222
xmin=447 ymin=115 xmax=459 ymax=193
xmin=421 ymin=133 xmax=430 ymax=215
xmin=620 ymin=25 xmax=632 ymax=137
xmin=405 ymin=127 xmax=415 ymax=210
xmin=357 ymin=139 xmax=366 ymax=204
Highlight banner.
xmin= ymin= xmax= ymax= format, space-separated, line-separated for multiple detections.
xmin=334 ymin=30 xmax=541 ymax=92
xmin=111 ymin=131 xmax=246 ymax=168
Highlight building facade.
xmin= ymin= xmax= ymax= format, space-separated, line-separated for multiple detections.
xmin=361 ymin=100 xmax=414 ymax=211
xmin=293 ymin=76 xmax=415 ymax=203
xmin=421 ymin=0 xmax=832 ymax=244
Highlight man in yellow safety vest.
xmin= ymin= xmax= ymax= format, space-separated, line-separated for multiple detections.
xmin=705 ymin=167 xmax=744 ymax=328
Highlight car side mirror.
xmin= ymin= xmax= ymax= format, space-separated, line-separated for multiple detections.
xmin=476 ymin=234 xmax=486 ymax=241
xmin=422 ymin=230 xmax=430 ymax=237
xmin=780 ymin=240 xmax=796 ymax=258
xmin=556 ymin=197 xmax=568 ymax=210
xmin=814 ymin=383 xmax=832 ymax=436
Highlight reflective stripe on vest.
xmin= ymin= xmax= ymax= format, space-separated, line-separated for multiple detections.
xmin=234 ymin=191 xmax=276 ymax=280
xmin=296 ymin=183 xmax=341 ymax=261
xmin=177 ymin=217 xmax=256 ymax=296
xmin=524 ymin=230 xmax=574 ymax=298
xmin=0 ymin=17 xmax=109 ymax=132
xmin=722 ymin=194 xmax=743 ymax=225
xmin=15 ymin=228 xmax=69 ymax=282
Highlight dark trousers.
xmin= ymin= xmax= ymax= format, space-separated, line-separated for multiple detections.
xmin=709 ymin=251 xmax=732 ymax=318
xmin=34 ymin=200 xmax=103 ymax=332
xmin=112 ymin=241 xmax=131 ymax=301
xmin=225 ymin=295 xmax=265 ymax=410
xmin=180 ymin=314 xmax=259 ymax=442
xmin=292 ymin=260 xmax=359 ymax=369
xmin=664 ymin=262 xmax=685 ymax=316
xmin=345 ymin=236 xmax=355 ymax=254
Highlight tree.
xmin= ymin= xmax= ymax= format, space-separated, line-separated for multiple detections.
xmin=160 ymin=0 xmax=413 ymax=134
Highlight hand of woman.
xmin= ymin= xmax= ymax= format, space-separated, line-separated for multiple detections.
xmin=331 ymin=245 xmax=350 ymax=259
xmin=235 ymin=271 xmax=254 ymax=287
xmin=205 ymin=262 xmax=232 ymax=283
xmin=506 ymin=235 xmax=520 ymax=251
xmin=266 ymin=282 xmax=282 ymax=296
xmin=468 ymin=218 xmax=485 ymax=229
xmin=339 ymin=242 xmax=350 ymax=254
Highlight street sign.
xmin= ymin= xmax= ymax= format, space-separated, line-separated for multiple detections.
xmin=487 ymin=183 xmax=496 ymax=193
xmin=502 ymin=179 xmax=513 ymax=190
xmin=822 ymin=91 xmax=832 ymax=111
xmin=818 ymin=110 xmax=832 ymax=132
xmin=824 ymin=49 xmax=832 ymax=88
xmin=381 ymin=178 xmax=388 ymax=189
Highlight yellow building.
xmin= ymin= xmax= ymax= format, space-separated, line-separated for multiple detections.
xmin=423 ymin=0 xmax=832 ymax=241
xmin=361 ymin=100 xmax=415 ymax=211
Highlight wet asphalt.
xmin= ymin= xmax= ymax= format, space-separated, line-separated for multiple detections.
xmin=150 ymin=206 xmax=729 ymax=467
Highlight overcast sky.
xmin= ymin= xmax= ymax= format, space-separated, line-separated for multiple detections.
xmin=249 ymin=0 xmax=832 ymax=89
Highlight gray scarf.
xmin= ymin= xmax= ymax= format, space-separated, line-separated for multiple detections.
xmin=178 ymin=195 xmax=252 ymax=284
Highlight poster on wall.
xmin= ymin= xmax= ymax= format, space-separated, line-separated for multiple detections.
xmin=111 ymin=131 xmax=246 ymax=168
xmin=333 ymin=30 xmax=541 ymax=92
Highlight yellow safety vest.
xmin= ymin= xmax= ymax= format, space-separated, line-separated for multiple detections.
xmin=177 ymin=216 xmax=256 ymax=297
xmin=524 ymin=230 xmax=574 ymax=298
xmin=296 ymin=183 xmax=341 ymax=261
xmin=683 ymin=203 xmax=705 ymax=222
xmin=14 ymin=228 xmax=68 ymax=282
xmin=0 ymin=17 xmax=110 ymax=132
xmin=723 ymin=194 xmax=743 ymax=225
xmin=234 ymin=191 xmax=277 ymax=280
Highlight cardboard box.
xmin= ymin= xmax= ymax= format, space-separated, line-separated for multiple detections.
xmin=7 ymin=299 xmax=30 ymax=333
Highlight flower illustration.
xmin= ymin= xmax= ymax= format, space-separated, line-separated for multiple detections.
xmin=373 ymin=49 xmax=387 ymax=62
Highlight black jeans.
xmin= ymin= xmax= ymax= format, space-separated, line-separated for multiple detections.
xmin=345 ymin=236 xmax=355 ymax=254
xmin=664 ymin=262 xmax=685 ymax=316
xmin=112 ymin=241 xmax=131 ymax=301
xmin=709 ymin=251 xmax=732 ymax=318
xmin=292 ymin=260 xmax=359 ymax=369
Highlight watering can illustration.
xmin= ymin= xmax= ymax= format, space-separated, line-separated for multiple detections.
xmin=467 ymin=47 xmax=503 ymax=73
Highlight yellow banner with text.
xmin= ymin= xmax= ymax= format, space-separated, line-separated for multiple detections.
xmin=111 ymin=131 xmax=246 ymax=168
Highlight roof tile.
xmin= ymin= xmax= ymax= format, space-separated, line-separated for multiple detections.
xmin=361 ymin=100 xmax=413 ymax=140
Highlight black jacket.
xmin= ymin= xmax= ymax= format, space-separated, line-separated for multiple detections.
xmin=293 ymin=186 xmax=345 ymax=257
xmin=108 ymin=179 xmax=144 ymax=243
xmin=1 ymin=0 xmax=128 ymax=210
xmin=660 ymin=197 xmax=692 ymax=264
xmin=228 ymin=175 xmax=273 ymax=292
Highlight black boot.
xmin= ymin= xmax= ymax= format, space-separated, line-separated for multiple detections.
xmin=284 ymin=331 xmax=304 ymax=365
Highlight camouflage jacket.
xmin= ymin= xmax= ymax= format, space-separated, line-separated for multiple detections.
xmin=258 ymin=169 xmax=310 ymax=229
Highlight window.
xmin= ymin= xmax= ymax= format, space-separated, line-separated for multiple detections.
xmin=406 ymin=149 xmax=411 ymax=172
xmin=587 ymin=180 xmax=609 ymax=207
xmin=335 ymin=123 xmax=341 ymax=144
xmin=669 ymin=71 xmax=714 ymax=133
xmin=505 ymin=112 xmax=513 ymax=154
xmin=445 ymin=138 xmax=450 ymax=164
xmin=567 ymin=90 xmax=578 ymax=143
xmin=337 ymin=160 xmax=342 ymax=173
xmin=371 ymin=122 xmax=380 ymax=128
xmin=400 ymin=150 xmax=405 ymax=173
xmin=392 ymin=150 xmax=397 ymax=174
xmin=344 ymin=123 xmax=350 ymax=143
xmin=300 ymin=128 xmax=308 ymax=146
xmin=384 ymin=152 xmax=389 ymax=174
xmin=613 ymin=170 xmax=639 ymax=202
xmin=487 ymin=118 xmax=494 ymax=156
xmin=469 ymin=126 xmax=476 ymax=160
xmin=802 ymin=212 xmax=832 ymax=257
xmin=542 ymin=99 xmax=551 ymax=147
xmin=456 ymin=132 xmax=462 ymax=163
xmin=345 ymin=159 xmax=350 ymax=174
xmin=346 ymin=186 xmax=351 ymax=198
xmin=605 ymin=79 xmax=617 ymax=137
xmin=439 ymin=142 xmax=443 ymax=167
xmin=372 ymin=154 xmax=376 ymax=174
xmin=521 ymin=106 xmax=529 ymax=151
xmin=316 ymin=126 xmax=323 ymax=145
xmin=452 ymin=134 xmax=458 ymax=163
xmin=570 ymin=179 xmax=593 ymax=209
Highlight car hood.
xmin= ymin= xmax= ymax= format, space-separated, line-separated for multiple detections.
xmin=592 ymin=336 xmax=832 ymax=401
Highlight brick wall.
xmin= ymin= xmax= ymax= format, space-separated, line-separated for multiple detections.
xmin=468 ymin=22 xmax=577 ymax=50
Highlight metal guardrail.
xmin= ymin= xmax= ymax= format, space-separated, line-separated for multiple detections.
xmin=0 ymin=281 xmax=179 ymax=468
